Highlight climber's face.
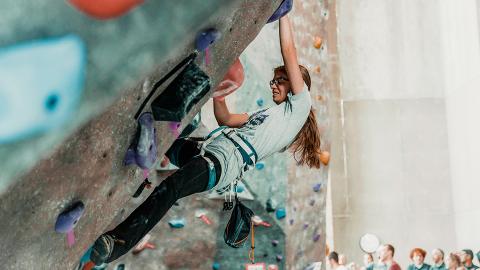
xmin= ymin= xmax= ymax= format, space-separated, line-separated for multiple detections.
xmin=270 ymin=70 xmax=290 ymax=105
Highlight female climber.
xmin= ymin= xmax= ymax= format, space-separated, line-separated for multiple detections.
xmin=90 ymin=15 xmax=323 ymax=265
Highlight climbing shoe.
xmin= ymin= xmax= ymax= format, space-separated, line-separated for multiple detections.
xmin=90 ymin=234 xmax=114 ymax=266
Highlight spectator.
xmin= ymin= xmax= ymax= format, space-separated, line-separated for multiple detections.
xmin=431 ymin=249 xmax=447 ymax=270
xmin=339 ymin=254 xmax=347 ymax=266
xmin=408 ymin=248 xmax=431 ymax=270
xmin=363 ymin=253 xmax=375 ymax=270
xmin=461 ymin=250 xmax=479 ymax=270
xmin=446 ymin=253 xmax=465 ymax=270
xmin=329 ymin=252 xmax=348 ymax=270
xmin=377 ymin=244 xmax=401 ymax=270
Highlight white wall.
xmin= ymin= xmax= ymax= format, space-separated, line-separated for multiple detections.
xmin=332 ymin=0 xmax=480 ymax=267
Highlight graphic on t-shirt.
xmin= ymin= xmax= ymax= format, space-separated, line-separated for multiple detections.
xmin=244 ymin=108 xmax=269 ymax=129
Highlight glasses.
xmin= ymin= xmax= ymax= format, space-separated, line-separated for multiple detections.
xmin=269 ymin=77 xmax=289 ymax=87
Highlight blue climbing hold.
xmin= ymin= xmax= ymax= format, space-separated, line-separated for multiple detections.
xmin=255 ymin=162 xmax=265 ymax=170
xmin=0 ymin=35 xmax=86 ymax=144
xmin=312 ymin=183 xmax=322 ymax=192
xmin=267 ymin=0 xmax=293 ymax=24
xmin=168 ymin=219 xmax=185 ymax=228
xmin=256 ymin=98 xmax=264 ymax=107
xmin=212 ymin=262 xmax=220 ymax=270
xmin=195 ymin=28 xmax=221 ymax=52
xmin=55 ymin=201 xmax=85 ymax=233
xmin=276 ymin=208 xmax=286 ymax=220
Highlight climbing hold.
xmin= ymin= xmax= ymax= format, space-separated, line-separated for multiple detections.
xmin=195 ymin=28 xmax=221 ymax=66
xmin=303 ymin=223 xmax=309 ymax=230
xmin=55 ymin=201 xmax=85 ymax=247
xmin=68 ymin=0 xmax=143 ymax=20
xmin=313 ymin=183 xmax=322 ymax=192
xmin=320 ymin=151 xmax=330 ymax=165
xmin=315 ymin=95 xmax=324 ymax=101
xmin=293 ymin=207 xmax=297 ymax=212
xmin=124 ymin=112 xmax=157 ymax=170
xmin=0 ymin=35 xmax=86 ymax=144
xmin=151 ymin=61 xmax=210 ymax=121
xmin=168 ymin=121 xmax=181 ymax=138
xmin=213 ymin=58 xmax=244 ymax=100
xmin=264 ymin=253 xmax=269 ymax=258
xmin=271 ymin=240 xmax=279 ymax=247
xmin=256 ymin=98 xmax=264 ymax=107
xmin=168 ymin=219 xmax=185 ymax=228
xmin=252 ymin=215 xmax=272 ymax=227
xmin=276 ymin=208 xmax=286 ymax=220
xmin=266 ymin=198 xmax=276 ymax=212
xmin=195 ymin=209 xmax=212 ymax=225
xmin=115 ymin=264 xmax=125 ymax=270
xmin=267 ymin=0 xmax=293 ymax=23
xmin=268 ymin=265 xmax=279 ymax=270
xmin=132 ymin=234 xmax=155 ymax=255
xmin=255 ymin=162 xmax=265 ymax=170
xmin=179 ymin=112 xmax=201 ymax=138
xmin=275 ymin=254 xmax=283 ymax=262
xmin=132 ymin=178 xmax=152 ymax=198
xmin=289 ymin=219 xmax=294 ymax=225
xmin=212 ymin=262 xmax=220 ymax=270
xmin=309 ymin=199 xmax=315 ymax=206
xmin=314 ymin=66 xmax=321 ymax=74
xmin=314 ymin=36 xmax=323 ymax=49
xmin=195 ymin=28 xmax=221 ymax=52
xmin=313 ymin=234 xmax=321 ymax=242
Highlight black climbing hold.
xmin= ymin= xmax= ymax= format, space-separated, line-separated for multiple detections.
xmin=151 ymin=62 xmax=210 ymax=122
xmin=132 ymin=178 xmax=152 ymax=198
xmin=179 ymin=112 xmax=201 ymax=138
xmin=266 ymin=198 xmax=276 ymax=212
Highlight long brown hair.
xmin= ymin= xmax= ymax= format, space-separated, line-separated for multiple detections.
xmin=274 ymin=65 xmax=323 ymax=169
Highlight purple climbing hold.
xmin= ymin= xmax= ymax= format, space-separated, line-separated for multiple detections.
xmin=303 ymin=223 xmax=309 ymax=230
xmin=313 ymin=234 xmax=321 ymax=242
xmin=276 ymin=254 xmax=283 ymax=262
xmin=267 ymin=0 xmax=293 ymax=24
xmin=313 ymin=183 xmax=322 ymax=192
xmin=309 ymin=199 xmax=315 ymax=206
xmin=289 ymin=219 xmax=294 ymax=225
xmin=195 ymin=28 xmax=221 ymax=52
xmin=124 ymin=112 xmax=157 ymax=170
xmin=272 ymin=240 xmax=279 ymax=247
xmin=55 ymin=201 xmax=85 ymax=233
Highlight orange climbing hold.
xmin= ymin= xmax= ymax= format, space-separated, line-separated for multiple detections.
xmin=213 ymin=58 xmax=245 ymax=100
xmin=320 ymin=151 xmax=330 ymax=166
xmin=314 ymin=36 xmax=323 ymax=49
xmin=314 ymin=66 xmax=321 ymax=74
xmin=68 ymin=0 xmax=143 ymax=20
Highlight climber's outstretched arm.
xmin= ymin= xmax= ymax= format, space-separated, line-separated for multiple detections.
xmin=213 ymin=98 xmax=248 ymax=128
xmin=279 ymin=15 xmax=304 ymax=95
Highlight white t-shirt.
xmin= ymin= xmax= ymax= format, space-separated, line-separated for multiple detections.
xmin=206 ymin=83 xmax=312 ymax=191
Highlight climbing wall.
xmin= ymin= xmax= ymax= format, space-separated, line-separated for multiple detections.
xmin=0 ymin=0 xmax=337 ymax=269
xmin=0 ymin=1 xmax=286 ymax=269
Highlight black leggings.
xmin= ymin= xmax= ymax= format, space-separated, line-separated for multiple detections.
xmin=104 ymin=138 xmax=221 ymax=262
